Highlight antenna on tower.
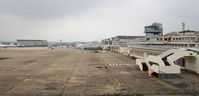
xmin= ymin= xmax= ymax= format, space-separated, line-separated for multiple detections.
xmin=182 ymin=22 xmax=185 ymax=31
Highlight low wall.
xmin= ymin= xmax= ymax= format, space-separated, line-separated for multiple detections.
xmin=108 ymin=46 xmax=162 ymax=58
xmin=185 ymin=55 xmax=199 ymax=74
xmin=130 ymin=48 xmax=162 ymax=58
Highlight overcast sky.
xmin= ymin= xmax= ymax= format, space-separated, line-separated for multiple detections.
xmin=0 ymin=0 xmax=199 ymax=42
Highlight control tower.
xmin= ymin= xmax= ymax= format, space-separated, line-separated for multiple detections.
xmin=144 ymin=22 xmax=163 ymax=41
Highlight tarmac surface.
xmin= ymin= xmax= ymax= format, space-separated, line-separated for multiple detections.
xmin=0 ymin=48 xmax=190 ymax=96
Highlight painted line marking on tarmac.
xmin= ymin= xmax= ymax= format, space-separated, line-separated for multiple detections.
xmin=108 ymin=63 xmax=133 ymax=66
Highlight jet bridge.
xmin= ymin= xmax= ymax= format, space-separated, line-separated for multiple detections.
xmin=136 ymin=49 xmax=196 ymax=76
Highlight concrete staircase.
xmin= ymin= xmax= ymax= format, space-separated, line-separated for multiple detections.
xmin=136 ymin=49 xmax=195 ymax=75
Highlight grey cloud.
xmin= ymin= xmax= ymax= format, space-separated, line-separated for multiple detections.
xmin=0 ymin=0 xmax=199 ymax=41
xmin=0 ymin=0 xmax=107 ymax=19
xmin=166 ymin=0 xmax=199 ymax=19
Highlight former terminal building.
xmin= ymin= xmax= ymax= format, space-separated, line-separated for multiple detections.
xmin=101 ymin=22 xmax=199 ymax=75
xmin=101 ymin=36 xmax=144 ymax=47
xmin=102 ymin=22 xmax=199 ymax=48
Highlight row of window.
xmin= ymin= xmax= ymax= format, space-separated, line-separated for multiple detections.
xmin=157 ymin=37 xmax=199 ymax=41
xmin=165 ymin=44 xmax=198 ymax=47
